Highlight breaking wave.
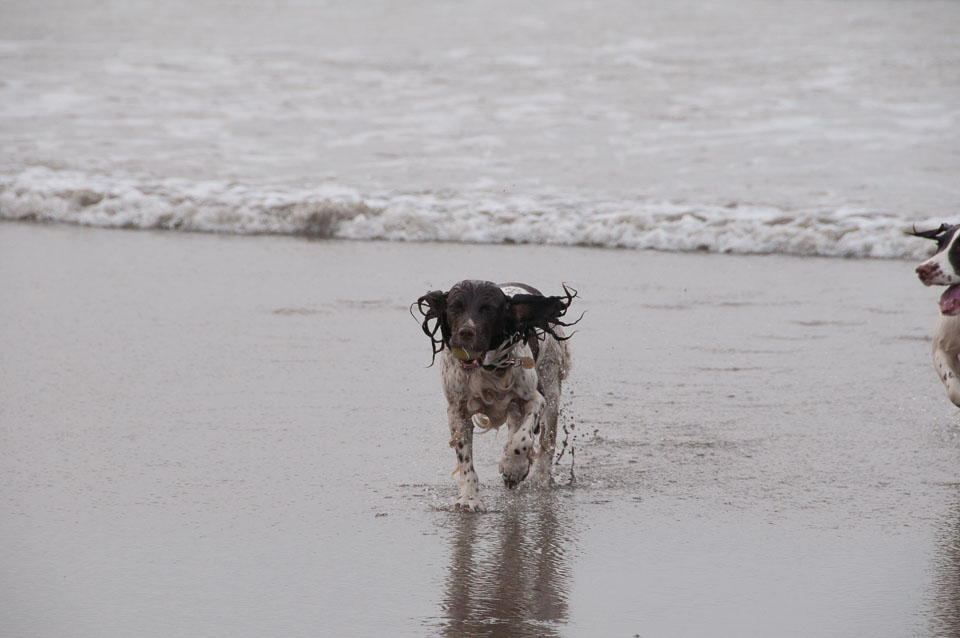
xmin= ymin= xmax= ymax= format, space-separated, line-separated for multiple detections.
xmin=0 ymin=167 xmax=938 ymax=259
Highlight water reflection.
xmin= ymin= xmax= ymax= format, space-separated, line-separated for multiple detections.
xmin=932 ymin=491 xmax=960 ymax=637
xmin=440 ymin=494 xmax=576 ymax=638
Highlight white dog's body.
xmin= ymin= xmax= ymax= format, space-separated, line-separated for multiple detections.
xmin=931 ymin=314 xmax=960 ymax=406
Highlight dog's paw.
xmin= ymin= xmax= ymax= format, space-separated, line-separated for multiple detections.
xmin=454 ymin=496 xmax=485 ymax=513
xmin=499 ymin=452 xmax=532 ymax=489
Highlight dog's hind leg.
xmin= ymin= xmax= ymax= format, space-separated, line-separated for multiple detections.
xmin=531 ymin=337 xmax=567 ymax=485
xmin=532 ymin=383 xmax=560 ymax=485
xmin=449 ymin=405 xmax=484 ymax=512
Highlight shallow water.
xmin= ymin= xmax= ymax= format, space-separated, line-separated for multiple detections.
xmin=2 ymin=223 xmax=959 ymax=636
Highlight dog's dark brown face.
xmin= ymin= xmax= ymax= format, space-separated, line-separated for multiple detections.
xmin=444 ymin=281 xmax=512 ymax=370
xmin=414 ymin=280 xmax=579 ymax=370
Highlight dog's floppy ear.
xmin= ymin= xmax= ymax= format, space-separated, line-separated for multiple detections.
xmin=507 ymin=283 xmax=581 ymax=342
xmin=412 ymin=289 xmax=450 ymax=366
xmin=908 ymin=223 xmax=951 ymax=240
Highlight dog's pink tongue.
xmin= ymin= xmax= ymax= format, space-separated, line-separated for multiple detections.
xmin=940 ymin=285 xmax=960 ymax=315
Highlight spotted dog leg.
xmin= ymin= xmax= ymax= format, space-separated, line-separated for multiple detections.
xmin=449 ymin=406 xmax=484 ymax=512
xmin=933 ymin=348 xmax=960 ymax=407
xmin=499 ymin=394 xmax=546 ymax=488
xmin=532 ymin=337 xmax=567 ymax=485
xmin=532 ymin=389 xmax=560 ymax=485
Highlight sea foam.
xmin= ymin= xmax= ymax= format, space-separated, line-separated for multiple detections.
xmin=0 ymin=167 xmax=940 ymax=260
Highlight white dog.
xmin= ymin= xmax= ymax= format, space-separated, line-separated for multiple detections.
xmin=912 ymin=224 xmax=960 ymax=406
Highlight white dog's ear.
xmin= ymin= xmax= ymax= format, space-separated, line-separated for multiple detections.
xmin=908 ymin=223 xmax=953 ymax=241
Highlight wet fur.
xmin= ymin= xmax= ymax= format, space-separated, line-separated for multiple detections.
xmin=932 ymin=314 xmax=960 ymax=407
xmin=415 ymin=280 xmax=576 ymax=512
xmin=911 ymin=224 xmax=960 ymax=406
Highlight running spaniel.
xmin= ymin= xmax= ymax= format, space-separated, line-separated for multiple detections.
xmin=414 ymin=281 xmax=578 ymax=512
xmin=912 ymin=223 xmax=960 ymax=406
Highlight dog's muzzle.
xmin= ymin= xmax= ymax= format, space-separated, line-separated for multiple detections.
xmin=451 ymin=346 xmax=484 ymax=371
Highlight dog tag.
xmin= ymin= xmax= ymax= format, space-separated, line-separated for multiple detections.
xmin=519 ymin=357 xmax=535 ymax=369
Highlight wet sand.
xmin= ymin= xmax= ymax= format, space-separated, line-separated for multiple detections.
xmin=1 ymin=222 xmax=958 ymax=637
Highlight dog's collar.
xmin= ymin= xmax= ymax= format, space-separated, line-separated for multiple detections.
xmin=480 ymin=333 xmax=535 ymax=372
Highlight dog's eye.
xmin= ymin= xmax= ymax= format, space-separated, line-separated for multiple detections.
xmin=479 ymin=304 xmax=494 ymax=313
xmin=449 ymin=301 xmax=464 ymax=313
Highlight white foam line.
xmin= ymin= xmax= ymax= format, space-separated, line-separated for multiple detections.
xmin=0 ymin=167 xmax=941 ymax=259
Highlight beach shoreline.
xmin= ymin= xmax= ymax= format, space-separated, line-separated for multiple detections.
xmin=2 ymin=222 xmax=958 ymax=637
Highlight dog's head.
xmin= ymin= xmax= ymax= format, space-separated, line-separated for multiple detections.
xmin=910 ymin=223 xmax=960 ymax=315
xmin=413 ymin=280 xmax=578 ymax=370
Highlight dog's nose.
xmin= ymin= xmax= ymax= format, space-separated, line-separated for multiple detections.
xmin=457 ymin=326 xmax=476 ymax=343
xmin=916 ymin=262 xmax=937 ymax=281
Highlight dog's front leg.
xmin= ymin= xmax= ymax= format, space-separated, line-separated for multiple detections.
xmin=448 ymin=405 xmax=484 ymax=512
xmin=499 ymin=394 xmax=546 ymax=488
xmin=934 ymin=347 xmax=960 ymax=407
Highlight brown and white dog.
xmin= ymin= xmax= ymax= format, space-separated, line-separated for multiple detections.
xmin=414 ymin=281 xmax=578 ymax=512
xmin=912 ymin=224 xmax=960 ymax=407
